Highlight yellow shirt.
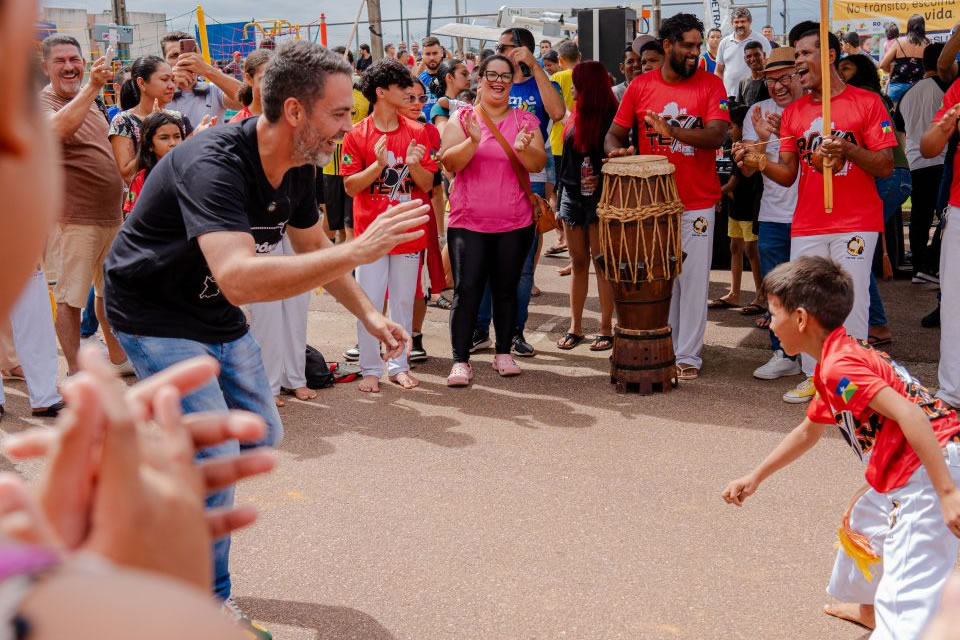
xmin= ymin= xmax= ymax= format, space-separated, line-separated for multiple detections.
xmin=323 ymin=89 xmax=371 ymax=175
xmin=549 ymin=68 xmax=574 ymax=157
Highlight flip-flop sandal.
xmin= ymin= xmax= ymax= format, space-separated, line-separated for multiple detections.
xmin=590 ymin=335 xmax=614 ymax=351
xmin=708 ymin=298 xmax=738 ymax=309
xmin=676 ymin=364 xmax=699 ymax=380
xmin=755 ymin=313 xmax=771 ymax=330
xmin=739 ymin=303 xmax=767 ymax=316
xmin=429 ymin=294 xmax=453 ymax=310
xmin=544 ymin=245 xmax=568 ymax=256
xmin=557 ymin=332 xmax=585 ymax=350
xmin=868 ymin=335 xmax=893 ymax=347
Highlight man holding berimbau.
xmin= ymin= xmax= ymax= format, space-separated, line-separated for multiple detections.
xmin=733 ymin=27 xmax=896 ymax=405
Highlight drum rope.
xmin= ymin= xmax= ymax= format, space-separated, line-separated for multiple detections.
xmin=597 ymin=173 xmax=683 ymax=284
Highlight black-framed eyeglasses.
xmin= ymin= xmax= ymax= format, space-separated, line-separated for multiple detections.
xmin=495 ymin=43 xmax=515 ymax=53
xmin=765 ymin=71 xmax=797 ymax=87
xmin=482 ymin=70 xmax=514 ymax=83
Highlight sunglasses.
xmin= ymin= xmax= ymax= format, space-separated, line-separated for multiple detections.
xmin=405 ymin=94 xmax=430 ymax=104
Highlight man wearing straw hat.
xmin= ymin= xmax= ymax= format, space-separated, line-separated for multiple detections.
xmin=734 ymin=27 xmax=896 ymax=404
xmin=738 ymin=46 xmax=803 ymax=382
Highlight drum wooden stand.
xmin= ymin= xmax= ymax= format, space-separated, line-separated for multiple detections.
xmin=596 ymin=156 xmax=684 ymax=395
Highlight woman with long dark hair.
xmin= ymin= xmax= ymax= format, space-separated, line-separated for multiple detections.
xmin=108 ymin=55 xmax=191 ymax=183
xmin=428 ymin=59 xmax=471 ymax=131
xmin=440 ymin=54 xmax=546 ymax=386
xmin=229 ymin=49 xmax=273 ymax=122
xmin=555 ymin=61 xmax=616 ymax=351
xmin=844 ymin=53 xmax=912 ymax=347
xmin=880 ymin=14 xmax=929 ymax=103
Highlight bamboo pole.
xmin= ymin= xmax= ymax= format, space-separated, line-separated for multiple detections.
xmin=344 ymin=0 xmax=367 ymax=55
xmin=820 ymin=0 xmax=833 ymax=213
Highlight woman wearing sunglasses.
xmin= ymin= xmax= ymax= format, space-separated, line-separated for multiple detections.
xmin=440 ymin=54 xmax=547 ymax=386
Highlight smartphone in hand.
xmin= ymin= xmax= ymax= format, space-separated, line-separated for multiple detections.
xmin=179 ymin=38 xmax=197 ymax=54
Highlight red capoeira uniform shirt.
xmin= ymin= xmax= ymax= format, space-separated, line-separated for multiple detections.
xmin=807 ymin=327 xmax=960 ymax=493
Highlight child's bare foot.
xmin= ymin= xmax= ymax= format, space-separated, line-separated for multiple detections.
xmin=293 ymin=386 xmax=317 ymax=401
xmin=274 ymin=395 xmax=285 ymax=407
xmin=824 ymin=603 xmax=875 ymax=630
xmin=389 ymin=371 xmax=420 ymax=389
xmin=358 ymin=375 xmax=380 ymax=393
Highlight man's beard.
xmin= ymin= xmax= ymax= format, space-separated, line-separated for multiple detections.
xmin=669 ymin=53 xmax=696 ymax=78
xmin=293 ymin=121 xmax=334 ymax=167
xmin=427 ymin=60 xmax=440 ymax=72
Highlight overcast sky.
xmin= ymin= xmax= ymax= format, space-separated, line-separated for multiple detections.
xmin=53 ymin=0 xmax=820 ymax=48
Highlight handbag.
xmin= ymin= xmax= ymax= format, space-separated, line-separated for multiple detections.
xmin=474 ymin=106 xmax=557 ymax=234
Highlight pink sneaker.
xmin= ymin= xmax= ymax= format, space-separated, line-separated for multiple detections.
xmin=447 ymin=362 xmax=473 ymax=387
xmin=491 ymin=354 xmax=521 ymax=377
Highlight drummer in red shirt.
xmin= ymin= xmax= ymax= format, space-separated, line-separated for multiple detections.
xmin=342 ymin=59 xmax=436 ymax=393
xmin=735 ymin=27 xmax=896 ymax=404
xmin=604 ymin=12 xmax=730 ymax=381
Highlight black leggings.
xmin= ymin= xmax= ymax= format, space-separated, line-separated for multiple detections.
xmin=910 ymin=165 xmax=945 ymax=275
xmin=448 ymin=224 xmax=535 ymax=362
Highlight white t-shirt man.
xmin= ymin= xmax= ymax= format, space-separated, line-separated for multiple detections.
xmin=742 ymin=98 xmax=798 ymax=224
xmin=716 ymin=32 xmax=772 ymax=98
xmin=895 ymin=76 xmax=949 ymax=170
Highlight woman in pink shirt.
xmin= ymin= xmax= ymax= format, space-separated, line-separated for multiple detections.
xmin=440 ymin=54 xmax=546 ymax=386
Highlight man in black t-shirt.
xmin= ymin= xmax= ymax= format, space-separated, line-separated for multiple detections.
xmin=104 ymin=41 xmax=429 ymax=635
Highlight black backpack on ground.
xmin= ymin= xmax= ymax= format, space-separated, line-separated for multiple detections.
xmin=305 ymin=345 xmax=335 ymax=389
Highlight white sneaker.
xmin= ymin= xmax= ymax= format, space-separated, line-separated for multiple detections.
xmin=114 ymin=359 xmax=136 ymax=377
xmin=753 ymin=350 xmax=802 ymax=380
xmin=783 ymin=377 xmax=816 ymax=404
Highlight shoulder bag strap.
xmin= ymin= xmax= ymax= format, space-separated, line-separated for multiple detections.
xmin=474 ymin=105 xmax=537 ymax=204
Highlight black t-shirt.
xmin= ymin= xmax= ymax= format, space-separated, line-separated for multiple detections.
xmin=729 ymin=163 xmax=763 ymax=222
xmin=736 ymin=78 xmax=770 ymax=108
xmin=104 ymin=117 xmax=319 ymax=343
xmin=558 ymin=110 xmax=616 ymax=205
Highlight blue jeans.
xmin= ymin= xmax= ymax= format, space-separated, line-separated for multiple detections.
xmin=868 ymin=167 xmax=912 ymax=327
xmin=476 ymin=181 xmax=544 ymax=336
xmin=757 ymin=221 xmax=792 ymax=352
xmin=79 ymin=286 xmax=98 ymax=338
xmin=114 ymin=330 xmax=283 ymax=600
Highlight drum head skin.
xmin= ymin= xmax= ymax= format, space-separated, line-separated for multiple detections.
xmin=602 ymin=155 xmax=675 ymax=176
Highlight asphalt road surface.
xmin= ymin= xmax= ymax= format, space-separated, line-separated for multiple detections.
xmin=3 ymin=250 xmax=946 ymax=639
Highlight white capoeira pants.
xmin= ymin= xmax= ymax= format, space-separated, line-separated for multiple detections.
xmin=248 ymin=236 xmax=310 ymax=395
xmin=938 ymin=206 xmax=960 ymax=407
xmin=356 ymin=252 xmax=419 ymax=378
xmin=790 ymin=232 xmax=879 ymax=377
xmin=0 ymin=269 xmax=61 ymax=409
xmin=827 ymin=443 xmax=960 ymax=639
xmin=669 ymin=207 xmax=715 ymax=369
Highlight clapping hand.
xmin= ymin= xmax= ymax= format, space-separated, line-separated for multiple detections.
xmin=375 ymin=134 xmax=389 ymax=168
xmin=936 ymin=104 xmax=960 ymax=136
xmin=0 ymin=347 xmax=276 ymax=588
xmin=464 ymin=111 xmax=482 ymax=144
xmin=406 ymin=139 xmax=427 ymax=166
xmin=751 ymin=108 xmax=777 ymax=142
xmin=513 ymin=124 xmax=533 ymax=153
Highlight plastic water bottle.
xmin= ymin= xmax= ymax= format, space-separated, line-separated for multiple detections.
xmin=580 ymin=157 xmax=595 ymax=196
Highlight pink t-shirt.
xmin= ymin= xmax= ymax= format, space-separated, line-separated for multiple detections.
xmin=448 ymin=105 xmax=538 ymax=233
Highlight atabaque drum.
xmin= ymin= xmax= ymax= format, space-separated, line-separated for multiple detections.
xmin=595 ymin=155 xmax=684 ymax=394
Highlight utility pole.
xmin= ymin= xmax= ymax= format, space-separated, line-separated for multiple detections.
xmin=426 ymin=0 xmax=434 ymax=38
xmin=399 ymin=0 xmax=404 ymax=48
xmin=454 ymin=0 xmax=464 ymax=53
xmin=110 ymin=0 xmax=128 ymax=60
xmin=368 ymin=0 xmax=384 ymax=59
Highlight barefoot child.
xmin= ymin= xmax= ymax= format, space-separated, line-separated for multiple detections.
xmin=342 ymin=59 xmax=435 ymax=392
xmin=722 ymin=256 xmax=960 ymax=639
xmin=710 ymin=104 xmax=764 ymax=314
